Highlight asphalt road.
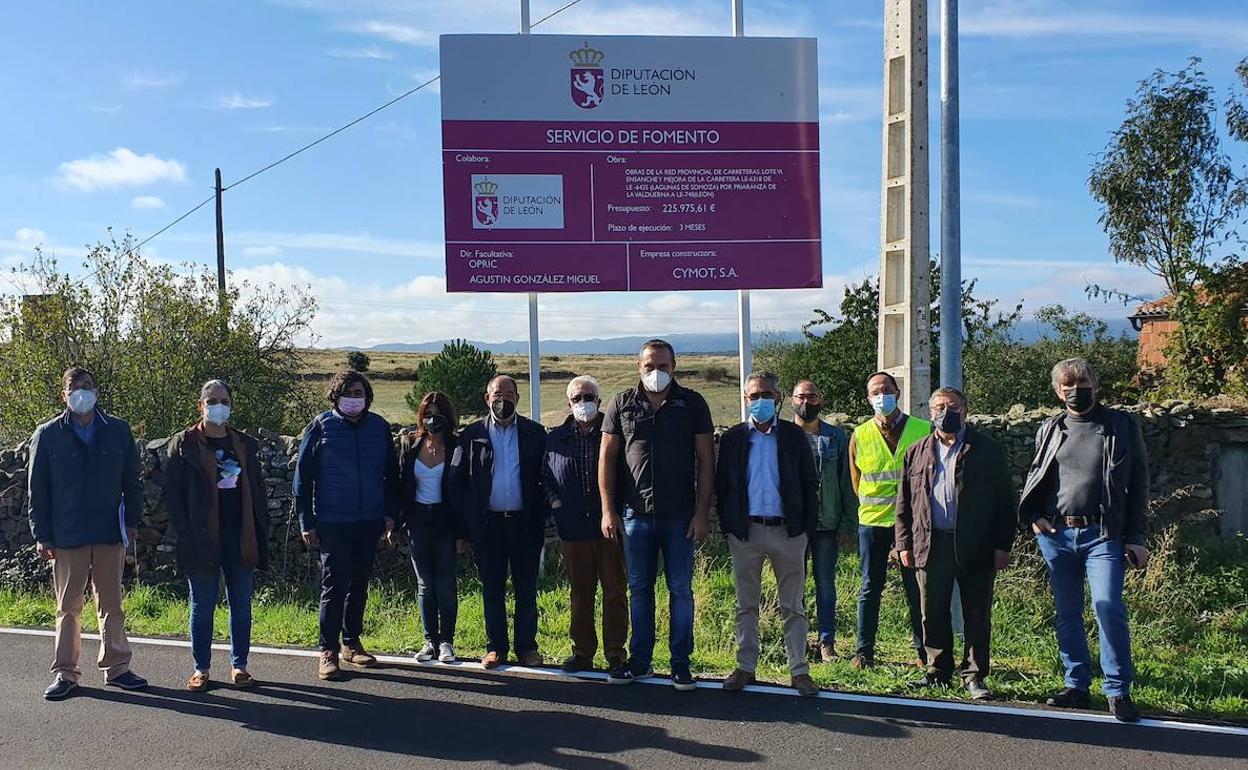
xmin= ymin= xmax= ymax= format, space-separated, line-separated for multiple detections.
xmin=0 ymin=631 xmax=1244 ymax=770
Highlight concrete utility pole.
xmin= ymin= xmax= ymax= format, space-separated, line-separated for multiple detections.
xmin=939 ymin=0 xmax=962 ymax=390
xmin=215 ymin=168 xmax=227 ymax=309
xmin=520 ymin=0 xmax=541 ymax=421
xmin=877 ymin=0 xmax=931 ymax=415
xmin=733 ymin=0 xmax=751 ymax=420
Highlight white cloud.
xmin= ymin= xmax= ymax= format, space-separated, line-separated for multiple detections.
xmin=962 ymin=4 xmax=1248 ymax=47
xmin=241 ymin=245 xmax=283 ymax=258
xmin=325 ymin=44 xmax=395 ymax=59
xmin=170 ymin=230 xmax=442 ymax=259
xmin=217 ymin=93 xmax=275 ymax=110
xmin=347 ymin=20 xmax=435 ymax=46
xmin=56 ymin=148 xmax=187 ymax=192
xmin=122 ymin=70 xmax=184 ymax=90
xmin=85 ymin=104 xmax=123 ymax=114
xmin=15 ymin=228 xmax=48 ymax=244
xmin=131 ymin=195 xmax=166 ymax=209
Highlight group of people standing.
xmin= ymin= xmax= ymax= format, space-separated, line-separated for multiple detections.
xmin=28 ymin=343 xmax=1151 ymax=722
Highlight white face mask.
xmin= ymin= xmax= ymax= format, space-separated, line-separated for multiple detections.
xmin=204 ymin=404 xmax=231 ymax=426
xmin=571 ymin=400 xmax=598 ymax=423
xmin=641 ymin=369 xmax=671 ymax=393
xmin=67 ymin=389 xmax=97 ymax=415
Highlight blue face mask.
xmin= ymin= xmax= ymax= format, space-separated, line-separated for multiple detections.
xmin=748 ymin=397 xmax=777 ymax=424
xmin=871 ymin=393 xmax=898 ymax=416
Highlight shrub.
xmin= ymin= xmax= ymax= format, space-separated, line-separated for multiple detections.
xmin=405 ymin=339 xmax=497 ymax=421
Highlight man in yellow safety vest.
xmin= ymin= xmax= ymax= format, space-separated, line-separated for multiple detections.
xmin=848 ymin=372 xmax=931 ymax=669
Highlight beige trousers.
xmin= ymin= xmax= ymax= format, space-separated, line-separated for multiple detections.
xmin=728 ymin=522 xmax=810 ymax=676
xmin=51 ymin=544 xmax=132 ymax=682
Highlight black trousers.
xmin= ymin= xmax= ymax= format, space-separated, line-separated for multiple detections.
xmin=916 ymin=531 xmax=995 ymax=682
xmin=318 ymin=520 xmax=385 ymax=651
xmin=475 ymin=513 xmax=544 ymax=657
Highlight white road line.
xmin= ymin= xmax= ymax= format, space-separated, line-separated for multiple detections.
xmin=4 ymin=627 xmax=1244 ymax=738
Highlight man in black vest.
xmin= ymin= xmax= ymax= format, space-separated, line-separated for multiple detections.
xmin=452 ymin=375 xmax=549 ymax=669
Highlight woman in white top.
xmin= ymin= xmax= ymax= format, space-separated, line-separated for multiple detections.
xmin=397 ymin=391 xmax=462 ymax=663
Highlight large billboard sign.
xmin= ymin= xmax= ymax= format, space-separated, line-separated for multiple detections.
xmin=440 ymin=34 xmax=821 ymax=292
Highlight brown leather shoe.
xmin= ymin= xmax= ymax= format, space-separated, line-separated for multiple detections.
xmin=722 ymin=669 xmax=756 ymax=692
xmin=792 ymin=673 xmax=819 ymax=697
xmin=561 ymin=655 xmax=593 ymax=673
xmin=185 ymin=671 xmax=209 ymax=692
xmin=819 ymin=640 xmax=837 ymax=663
xmin=850 ymin=654 xmax=873 ymax=670
xmin=230 ymin=669 xmax=256 ymax=688
xmin=518 ymin=650 xmax=543 ymax=667
xmin=340 ymin=643 xmax=377 ymax=668
xmin=481 ymin=651 xmax=504 ymax=669
xmin=318 ymin=650 xmax=341 ymax=681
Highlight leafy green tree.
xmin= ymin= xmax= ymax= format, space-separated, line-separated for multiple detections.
xmin=346 ymin=350 xmax=370 ymax=372
xmin=0 ymin=233 xmax=318 ymax=443
xmin=405 ymin=339 xmax=497 ymax=422
xmin=1088 ymin=57 xmax=1247 ymax=398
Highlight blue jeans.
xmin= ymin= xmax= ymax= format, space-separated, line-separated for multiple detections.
xmin=856 ymin=524 xmax=924 ymax=661
xmin=623 ymin=512 xmax=694 ymax=670
xmin=405 ymin=506 xmax=458 ymax=645
xmin=810 ymin=530 xmax=841 ymax=643
xmin=188 ymin=531 xmax=254 ymax=672
xmin=1036 ymin=526 xmax=1134 ymax=697
xmin=318 ymin=520 xmax=385 ymax=651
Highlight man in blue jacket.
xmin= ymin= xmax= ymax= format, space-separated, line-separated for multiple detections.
xmin=295 ymin=370 xmax=398 ymax=681
xmin=542 ymin=376 xmax=627 ymax=674
xmin=29 ymin=367 xmax=148 ymax=700
xmin=451 ymin=375 xmax=549 ymax=669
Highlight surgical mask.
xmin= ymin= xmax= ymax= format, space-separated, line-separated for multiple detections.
xmin=794 ymin=402 xmax=821 ymax=421
xmin=748 ymin=397 xmax=777 ymax=424
xmin=491 ymin=398 xmax=516 ymax=421
xmin=641 ymin=369 xmax=671 ymax=393
xmin=338 ymin=397 xmax=367 ymax=417
xmin=571 ymin=401 xmax=598 ymax=423
xmin=933 ymin=408 xmax=962 ymax=435
xmin=423 ymin=414 xmax=448 ymax=434
xmin=1064 ymin=386 xmax=1095 ymax=414
xmin=67 ymin=389 xmax=97 ymax=415
xmin=870 ymin=393 xmax=898 ymax=416
xmin=204 ymin=404 xmax=231 ymax=426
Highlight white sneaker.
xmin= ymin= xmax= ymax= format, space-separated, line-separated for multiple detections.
xmin=438 ymin=643 xmax=455 ymax=663
xmin=415 ymin=641 xmax=436 ymax=662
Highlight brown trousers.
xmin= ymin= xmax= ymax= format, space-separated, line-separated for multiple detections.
xmin=52 ymin=544 xmax=133 ymax=682
xmin=561 ymin=538 xmax=628 ymax=667
xmin=916 ymin=531 xmax=995 ymax=682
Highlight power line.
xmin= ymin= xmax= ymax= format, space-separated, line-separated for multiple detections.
xmin=532 ymin=0 xmax=585 ymax=28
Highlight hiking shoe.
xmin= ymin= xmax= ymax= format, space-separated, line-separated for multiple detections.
xmin=850 ymin=654 xmax=873 ymax=670
xmin=43 ymin=676 xmax=78 ymax=701
xmin=819 ymin=640 xmax=838 ymax=663
xmin=481 ymin=651 xmax=505 ymax=670
xmin=791 ymin=673 xmax=819 ymax=697
xmin=561 ymin=655 xmax=594 ymax=673
xmin=340 ymin=643 xmax=377 ymax=668
xmin=607 ymin=659 xmax=653 ymax=685
xmin=318 ymin=650 xmax=342 ymax=681
xmin=106 ymin=671 xmax=148 ymax=691
xmin=1045 ymin=687 xmax=1091 ymax=709
xmin=672 ymin=665 xmax=697 ymax=692
xmin=230 ymin=669 xmax=256 ymax=689
xmin=722 ymin=669 xmax=756 ymax=692
xmin=186 ymin=671 xmax=209 ymax=692
xmin=1108 ymin=694 xmax=1140 ymax=723
xmin=518 ymin=650 xmax=544 ymax=667
xmin=966 ymin=679 xmax=992 ymax=701
xmin=414 ymin=641 xmax=437 ymax=662
xmin=438 ymin=643 xmax=455 ymax=663
xmin=909 ymin=673 xmax=952 ymax=690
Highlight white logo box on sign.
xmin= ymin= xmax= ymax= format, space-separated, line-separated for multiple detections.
xmin=471 ymin=174 xmax=565 ymax=230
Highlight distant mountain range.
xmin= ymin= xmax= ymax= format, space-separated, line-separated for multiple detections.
xmin=351 ymin=318 xmax=1136 ymax=355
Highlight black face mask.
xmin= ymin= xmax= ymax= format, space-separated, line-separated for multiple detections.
xmin=490 ymin=398 xmax=516 ymax=421
xmin=933 ymin=408 xmax=963 ymax=435
xmin=1064 ymin=386 xmax=1095 ymax=413
xmin=423 ymin=414 xmax=448 ymax=434
xmin=794 ymin=402 xmax=822 ymax=421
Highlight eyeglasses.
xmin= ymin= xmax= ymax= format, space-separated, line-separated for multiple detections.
xmin=569 ymin=393 xmax=597 ymax=403
xmin=745 ymin=392 xmax=776 ymax=401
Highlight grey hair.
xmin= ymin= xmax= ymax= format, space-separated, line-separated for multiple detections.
xmin=744 ymin=370 xmax=780 ymax=393
xmin=930 ymin=386 xmax=967 ymax=409
xmin=566 ymin=375 xmax=600 ymax=400
xmin=1050 ymin=357 xmax=1098 ymax=389
xmin=199 ymin=379 xmax=232 ymax=400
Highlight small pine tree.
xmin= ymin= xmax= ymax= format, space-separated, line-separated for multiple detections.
xmin=346 ymin=350 xmax=371 ymax=372
xmin=405 ymin=339 xmax=497 ymax=420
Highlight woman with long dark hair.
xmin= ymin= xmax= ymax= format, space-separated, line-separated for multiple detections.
xmin=397 ymin=391 xmax=462 ymax=662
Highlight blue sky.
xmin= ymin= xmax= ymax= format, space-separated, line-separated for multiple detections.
xmin=2 ymin=0 xmax=1246 ymax=347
